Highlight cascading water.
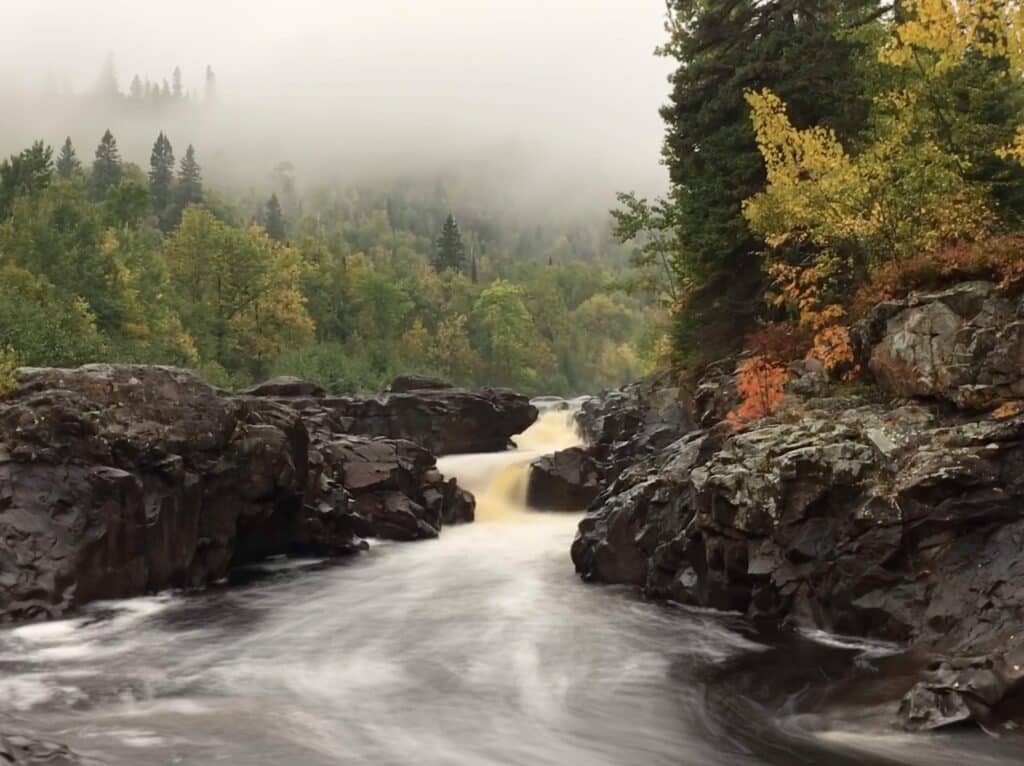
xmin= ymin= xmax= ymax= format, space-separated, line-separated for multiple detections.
xmin=0 ymin=400 xmax=1019 ymax=765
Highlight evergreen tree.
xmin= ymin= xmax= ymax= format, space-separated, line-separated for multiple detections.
xmin=149 ymin=132 xmax=176 ymax=225
xmin=172 ymin=67 xmax=183 ymax=99
xmin=469 ymin=251 xmax=479 ymax=283
xmin=433 ymin=214 xmax=466 ymax=272
xmin=56 ymin=137 xmax=81 ymax=179
xmin=205 ymin=66 xmax=218 ymax=103
xmin=621 ymin=0 xmax=883 ymax=363
xmin=264 ymin=193 xmax=287 ymax=241
xmin=129 ymin=75 xmax=143 ymax=99
xmin=89 ymin=130 xmax=122 ymax=200
xmin=0 ymin=141 xmax=53 ymax=218
xmin=177 ymin=145 xmax=203 ymax=209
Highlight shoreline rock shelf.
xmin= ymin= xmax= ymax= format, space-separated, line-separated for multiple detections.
xmin=572 ymin=280 xmax=1024 ymax=733
xmin=0 ymin=365 xmax=533 ymax=624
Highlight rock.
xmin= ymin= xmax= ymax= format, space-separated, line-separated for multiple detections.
xmin=0 ymin=364 xmax=476 ymax=623
xmin=0 ymin=732 xmax=79 ymax=764
xmin=578 ymin=371 xmax=693 ymax=482
xmin=386 ymin=374 xmax=455 ymax=393
xmin=573 ymin=383 xmax=1024 ymax=729
xmin=242 ymin=376 xmax=326 ymax=398
xmin=306 ymin=387 xmax=538 ymax=455
xmin=866 ymin=281 xmax=1024 ymax=409
xmin=526 ymin=447 xmax=602 ymax=511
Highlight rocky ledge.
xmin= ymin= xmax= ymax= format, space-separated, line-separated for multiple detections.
xmin=244 ymin=373 xmax=537 ymax=455
xmin=571 ymin=281 xmax=1024 ymax=733
xmin=0 ymin=365 xmax=516 ymax=624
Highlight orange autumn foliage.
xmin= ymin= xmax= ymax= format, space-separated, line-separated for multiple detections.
xmin=853 ymin=235 xmax=1024 ymax=315
xmin=726 ymin=356 xmax=790 ymax=430
xmin=767 ymin=262 xmax=857 ymax=376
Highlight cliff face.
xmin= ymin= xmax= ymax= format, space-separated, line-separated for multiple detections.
xmin=572 ymin=281 xmax=1024 ymax=732
xmin=0 ymin=366 xmax=535 ymax=624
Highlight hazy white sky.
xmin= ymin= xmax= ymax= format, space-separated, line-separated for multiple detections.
xmin=0 ymin=1 xmax=672 ymax=193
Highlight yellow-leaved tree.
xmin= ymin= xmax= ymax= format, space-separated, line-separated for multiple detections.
xmin=164 ymin=206 xmax=315 ymax=380
xmin=742 ymin=0 xmax=1024 ymax=374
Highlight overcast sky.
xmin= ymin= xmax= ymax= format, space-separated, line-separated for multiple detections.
xmin=0 ymin=1 xmax=672 ymax=195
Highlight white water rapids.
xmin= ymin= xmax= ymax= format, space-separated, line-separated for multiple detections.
xmin=0 ymin=404 xmax=1019 ymax=765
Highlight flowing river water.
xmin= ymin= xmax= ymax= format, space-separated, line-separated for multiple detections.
xmin=0 ymin=405 xmax=1020 ymax=765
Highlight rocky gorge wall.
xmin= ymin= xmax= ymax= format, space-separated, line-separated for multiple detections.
xmin=568 ymin=281 xmax=1024 ymax=733
xmin=0 ymin=366 xmax=536 ymax=624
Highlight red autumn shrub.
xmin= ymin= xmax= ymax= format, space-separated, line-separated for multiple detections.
xmin=726 ymin=355 xmax=789 ymax=430
xmin=853 ymin=235 xmax=1024 ymax=316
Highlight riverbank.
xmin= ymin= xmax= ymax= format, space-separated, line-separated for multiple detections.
xmin=569 ymin=280 xmax=1024 ymax=734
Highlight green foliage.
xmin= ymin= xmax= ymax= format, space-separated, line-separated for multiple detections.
xmin=0 ymin=266 xmax=108 ymax=366
xmin=56 ymin=138 xmax=81 ymax=180
xmin=90 ymin=130 xmax=122 ymax=201
xmin=0 ymin=133 xmax=656 ymax=395
xmin=148 ymin=132 xmax=175 ymax=227
xmin=0 ymin=346 xmax=21 ymax=396
xmin=0 ymin=141 xmax=54 ymax=218
xmin=433 ymin=213 xmax=466 ymax=273
xmin=264 ymin=193 xmax=287 ymax=241
xmin=177 ymin=145 xmax=203 ymax=214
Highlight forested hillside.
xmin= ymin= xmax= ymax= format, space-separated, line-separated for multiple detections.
xmin=0 ymin=125 xmax=659 ymax=396
xmin=617 ymin=0 xmax=1024 ymax=396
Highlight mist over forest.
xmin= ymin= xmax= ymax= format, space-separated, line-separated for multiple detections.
xmin=0 ymin=0 xmax=670 ymax=213
xmin=0 ymin=1 xmax=675 ymax=396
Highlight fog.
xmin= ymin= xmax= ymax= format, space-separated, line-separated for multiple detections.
xmin=0 ymin=0 xmax=672 ymax=211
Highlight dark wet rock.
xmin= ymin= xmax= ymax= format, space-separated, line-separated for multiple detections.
xmin=386 ymin=374 xmax=455 ymax=393
xmin=577 ymin=370 xmax=693 ymax=482
xmin=242 ymin=376 xmax=326 ymax=398
xmin=0 ymin=732 xmax=79 ymax=764
xmin=526 ymin=447 xmax=602 ymax=511
xmin=573 ymin=379 xmax=1024 ymax=730
xmin=0 ymin=364 xmax=476 ymax=623
xmin=281 ymin=387 xmax=536 ymax=456
xmin=863 ymin=281 xmax=1024 ymax=409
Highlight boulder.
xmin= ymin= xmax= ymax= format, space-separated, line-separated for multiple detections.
xmin=0 ymin=732 xmax=79 ymax=765
xmin=864 ymin=281 xmax=1024 ymax=409
xmin=577 ymin=371 xmax=693 ymax=482
xmin=573 ymin=385 xmax=1024 ymax=730
xmin=242 ymin=376 xmax=326 ymax=398
xmin=0 ymin=364 xmax=475 ymax=624
xmin=526 ymin=447 xmax=602 ymax=511
xmin=386 ymin=374 xmax=455 ymax=393
xmin=307 ymin=387 xmax=538 ymax=455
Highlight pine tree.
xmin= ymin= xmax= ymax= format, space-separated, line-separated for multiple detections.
xmin=56 ymin=137 xmax=81 ymax=179
xmin=172 ymin=67 xmax=183 ymax=99
xmin=129 ymin=75 xmax=143 ymax=99
xmin=433 ymin=214 xmax=466 ymax=272
xmin=470 ymin=251 xmax=479 ymax=283
xmin=149 ymin=132 xmax=176 ymax=224
xmin=89 ymin=129 xmax=122 ymax=200
xmin=177 ymin=145 xmax=203 ymax=209
xmin=264 ymin=193 xmax=287 ymax=241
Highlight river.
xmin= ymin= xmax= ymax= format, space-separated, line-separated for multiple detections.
xmin=0 ymin=406 xmax=1019 ymax=765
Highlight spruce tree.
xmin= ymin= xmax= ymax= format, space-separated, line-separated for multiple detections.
xmin=172 ymin=67 xmax=183 ymax=99
xmin=205 ymin=66 xmax=218 ymax=103
xmin=433 ymin=214 xmax=466 ymax=273
xmin=643 ymin=0 xmax=883 ymax=361
xmin=264 ymin=193 xmax=287 ymax=241
xmin=89 ymin=129 xmax=122 ymax=200
xmin=149 ymin=132 xmax=176 ymax=225
xmin=129 ymin=75 xmax=143 ymax=99
xmin=177 ymin=145 xmax=203 ymax=209
xmin=56 ymin=137 xmax=81 ymax=179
